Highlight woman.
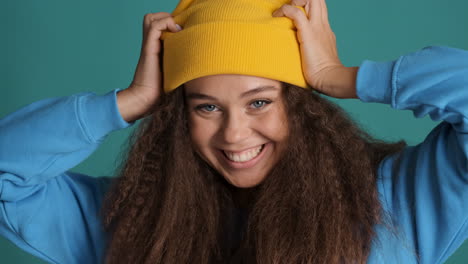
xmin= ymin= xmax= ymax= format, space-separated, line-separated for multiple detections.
xmin=1 ymin=0 xmax=467 ymax=263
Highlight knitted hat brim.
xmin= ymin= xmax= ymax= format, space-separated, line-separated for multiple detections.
xmin=162 ymin=22 xmax=310 ymax=93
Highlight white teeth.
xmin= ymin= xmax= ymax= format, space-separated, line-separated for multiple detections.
xmin=224 ymin=145 xmax=264 ymax=162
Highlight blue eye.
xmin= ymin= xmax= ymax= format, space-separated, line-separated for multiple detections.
xmin=197 ymin=104 xmax=218 ymax=112
xmin=251 ymin=100 xmax=271 ymax=109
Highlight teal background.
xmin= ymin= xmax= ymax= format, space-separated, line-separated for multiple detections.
xmin=1 ymin=0 xmax=467 ymax=263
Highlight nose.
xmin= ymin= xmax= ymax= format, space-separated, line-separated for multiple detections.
xmin=220 ymin=111 xmax=252 ymax=144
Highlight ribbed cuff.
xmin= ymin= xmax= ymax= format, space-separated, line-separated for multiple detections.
xmin=356 ymin=59 xmax=396 ymax=105
xmin=77 ymin=88 xmax=134 ymax=143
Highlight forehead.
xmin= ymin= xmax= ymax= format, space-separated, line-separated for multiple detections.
xmin=184 ymin=74 xmax=282 ymax=96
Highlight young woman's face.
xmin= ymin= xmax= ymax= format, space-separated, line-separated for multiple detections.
xmin=184 ymin=74 xmax=289 ymax=188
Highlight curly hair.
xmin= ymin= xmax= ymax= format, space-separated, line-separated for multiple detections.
xmin=100 ymin=82 xmax=406 ymax=263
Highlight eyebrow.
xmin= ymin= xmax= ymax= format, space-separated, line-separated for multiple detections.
xmin=185 ymin=85 xmax=279 ymax=100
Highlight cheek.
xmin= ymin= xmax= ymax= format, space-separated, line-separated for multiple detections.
xmin=188 ymin=115 xmax=216 ymax=150
xmin=258 ymin=109 xmax=289 ymax=141
xmin=189 ymin=116 xmax=203 ymax=148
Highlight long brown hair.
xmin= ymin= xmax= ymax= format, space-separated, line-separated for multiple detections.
xmin=101 ymin=82 xmax=406 ymax=263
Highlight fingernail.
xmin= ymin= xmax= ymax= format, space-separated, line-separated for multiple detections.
xmin=176 ymin=24 xmax=183 ymax=31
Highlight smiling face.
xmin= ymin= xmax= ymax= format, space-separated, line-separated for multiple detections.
xmin=184 ymin=74 xmax=289 ymax=188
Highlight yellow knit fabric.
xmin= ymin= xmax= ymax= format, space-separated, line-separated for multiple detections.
xmin=160 ymin=0 xmax=310 ymax=93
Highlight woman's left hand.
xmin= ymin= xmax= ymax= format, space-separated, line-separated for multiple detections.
xmin=272 ymin=0 xmax=359 ymax=99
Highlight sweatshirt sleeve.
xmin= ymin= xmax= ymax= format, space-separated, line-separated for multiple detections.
xmin=356 ymin=46 xmax=468 ymax=264
xmin=0 ymin=88 xmax=134 ymax=263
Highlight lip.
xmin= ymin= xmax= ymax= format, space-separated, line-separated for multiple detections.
xmin=218 ymin=142 xmax=270 ymax=169
xmin=223 ymin=144 xmax=264 ymax=154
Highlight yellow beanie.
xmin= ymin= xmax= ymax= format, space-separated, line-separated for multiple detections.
xmin=160 ymin=0 xmax=310 ymax=93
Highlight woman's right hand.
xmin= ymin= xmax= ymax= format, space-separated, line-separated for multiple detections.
xmin=117 ymin=12 xmax=182 ymax=123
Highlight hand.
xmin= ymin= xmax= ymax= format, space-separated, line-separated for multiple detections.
xmin=272 ymin=0 xmax=358 ymax=99
xmin=117 ymin=12 xmax=183 ymax=123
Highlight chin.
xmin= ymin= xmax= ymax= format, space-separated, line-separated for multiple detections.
xmin=223 ymin=173 xmax=267 ymax=188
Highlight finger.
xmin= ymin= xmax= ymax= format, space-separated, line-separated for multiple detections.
xmin=142 ymin=16 xmax=182 ymax=55
xmin=309 ymin=0 xmax=323 ymax=22
xmin=291 ymin=0 xmax=307 ymax=4
xmin=143 ymin=12 xmax=172 ymax=28
xmin=290 ymin=0 xmax=310 ymax=17
xmin=272 ymin=4 xmax=309 ymax=29
xmin=151 ymin=16 xmax=182 ymax=33
xmin=319 ymin=0 xmax=330 ymax=25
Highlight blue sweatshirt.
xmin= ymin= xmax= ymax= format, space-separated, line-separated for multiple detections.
xmin=1 ymin=46 xmax=467 ymax=264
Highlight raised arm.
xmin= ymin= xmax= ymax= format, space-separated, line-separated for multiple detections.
xmin=0 ymin=89 xmax=132 ymax=197
xmin=0 ymin=88 xmax=133 ymax=263
xmin=357 ymin=46 xmax=468 ymax=264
